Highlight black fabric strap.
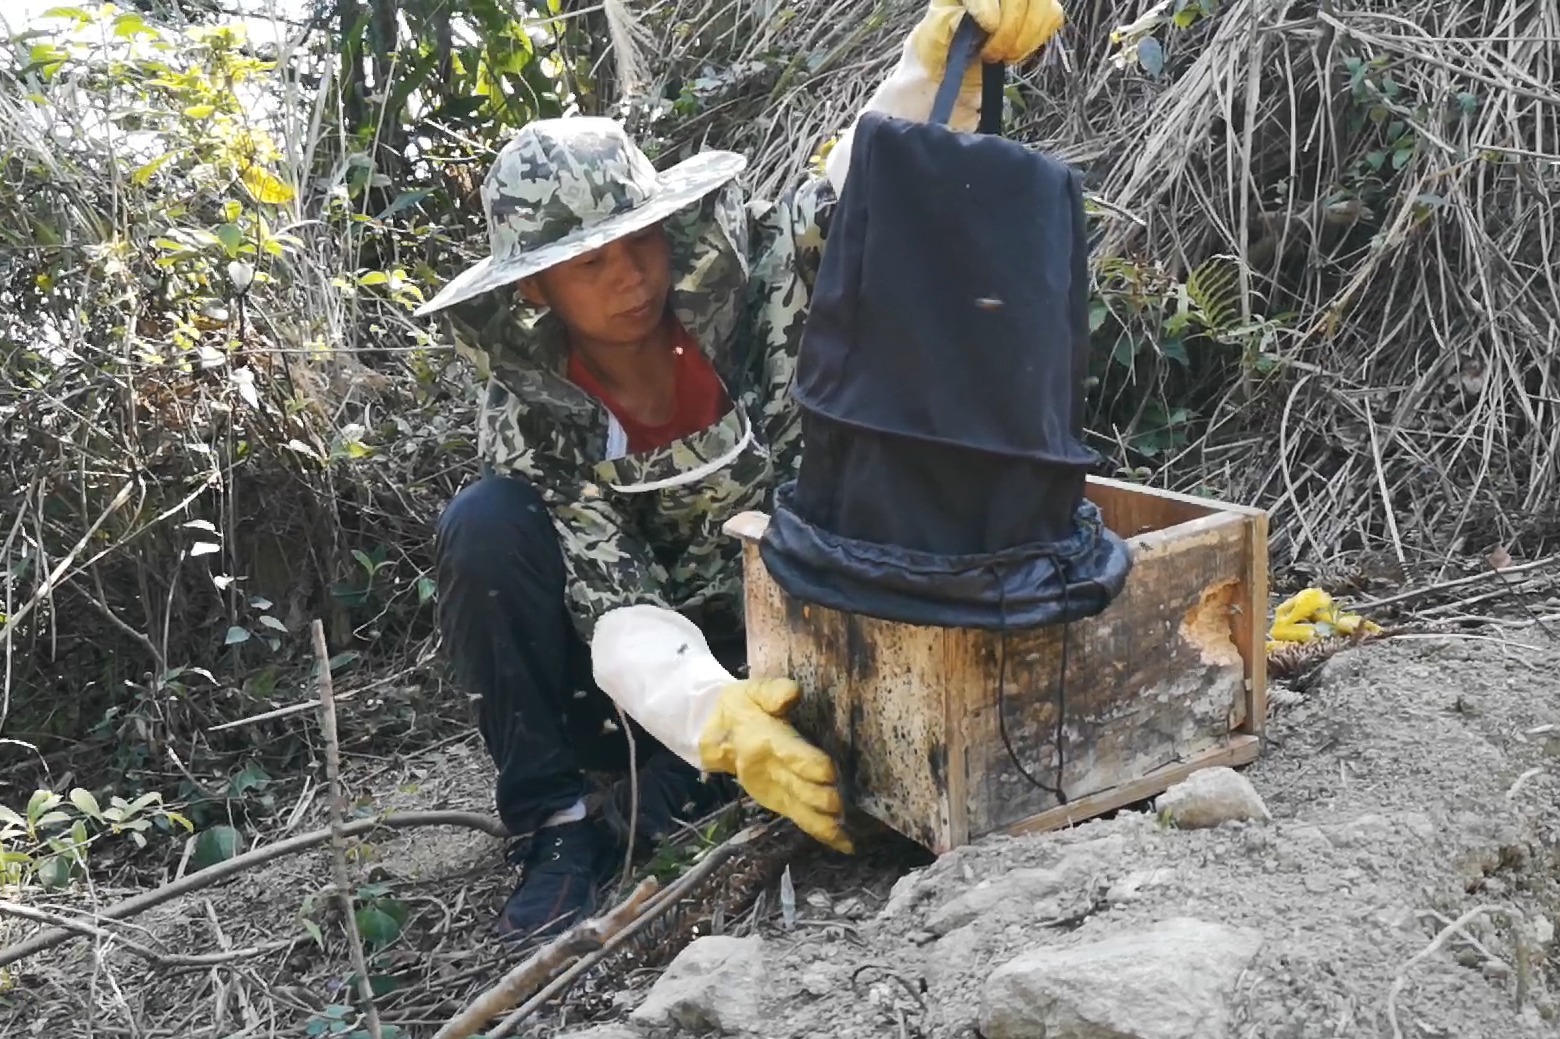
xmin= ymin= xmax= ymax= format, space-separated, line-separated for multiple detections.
xmin=929 ymin=14 xmax=1006 ymax=135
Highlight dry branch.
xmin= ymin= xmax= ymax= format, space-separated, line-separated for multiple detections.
xmin=0 ymin=900 xmax=289 ymax=969
xmin=0 ymin=809 xmax=507 ymax=968
xmin=313 ymin=617 xmax=383 ymax=1039
xmin=487 ymin=820 xmax=772 ymax=1037
xmin=431 ymin=876 xmax=661 ymax=1039
xmin=1359 ymin=555 xmax=1560 ymax=612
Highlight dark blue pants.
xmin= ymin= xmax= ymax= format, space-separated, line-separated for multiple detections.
xmin=434 ymin=474 xmax=719 ymax=837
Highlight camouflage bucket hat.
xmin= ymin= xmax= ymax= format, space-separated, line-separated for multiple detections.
xmin=415 ymin=116 xmax=746 ymax=317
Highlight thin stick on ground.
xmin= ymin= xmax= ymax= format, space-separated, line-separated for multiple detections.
xmin=0 ymin=809 xmax=506 ymax=969
xmin=487 ymin=820 xmax=772 ymax=1038
xmin=312 ymin=617 xmax=383 ymax=1039
xmin=0 ymin=901 xmax=289 ymax=969
xmin=1384 ymin=904 xmax=1511 ymax=1039
xmin=431 ymin=875 xmax=661 ymax=1039
xmin=1359 ymin=555 xmax=1560 ymax=613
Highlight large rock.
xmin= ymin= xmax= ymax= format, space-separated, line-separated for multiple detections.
xmin=979 ymin=917 xmax=1264 ymax=1039
xmin=630 ymin=934 xmax=767 ymax=1035
xmin=1155 ymin=767 xmax=1270 ymax=829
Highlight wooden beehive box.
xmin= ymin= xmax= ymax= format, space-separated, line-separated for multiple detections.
xmin=723 ymin=477 xmax=1269 ymax=854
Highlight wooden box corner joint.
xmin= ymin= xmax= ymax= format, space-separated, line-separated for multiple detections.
xmin=722 ymin=476 xmax=1269 ymax=855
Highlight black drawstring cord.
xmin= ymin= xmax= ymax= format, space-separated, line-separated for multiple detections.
xmin=993 ymin=559 xmax=1071 ymax=804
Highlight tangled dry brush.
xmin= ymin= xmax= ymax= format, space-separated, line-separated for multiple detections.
xmin=651 ymin=0 xmax=1560 ymax=578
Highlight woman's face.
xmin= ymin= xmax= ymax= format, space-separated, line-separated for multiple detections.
xmin=520 ymin=223 xmax=673 ymax=346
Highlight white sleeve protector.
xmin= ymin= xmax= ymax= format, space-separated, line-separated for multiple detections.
xmin=825 ymin=37 xmax=983 ymax=196
xmin=589 ymin=603 xmax=738 ymax=771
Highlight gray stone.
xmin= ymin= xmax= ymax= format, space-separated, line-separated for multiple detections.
xmin=925 ymin=922 xmax=981 ymax=987
xmin=878 ymin=866 xmax=932 ymax=919
xmin=798 ymin=966 xmax=834 ymax=998
xmin=1105 ymin=867 xmax=1173 ymax=904
xmin=1155 ymin=767 xmax=1270 ymax=829
xmin=630 ymin=934 xmax=766 ymax=1035
xmin=925 ymin=837 xmax=1122 ymax=936
xmin=979 ymin=916 xmax=1265 ymax=1039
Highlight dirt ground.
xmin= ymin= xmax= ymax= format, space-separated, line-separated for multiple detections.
xmin=2 ymin=633 xmax=1557 ymax=1038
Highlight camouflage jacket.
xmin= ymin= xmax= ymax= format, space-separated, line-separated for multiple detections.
xmin=442 ymin=173 xmax=836 ymax=646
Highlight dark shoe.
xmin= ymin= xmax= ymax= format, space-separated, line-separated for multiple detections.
xmin=599 ymin=753 xmax=739 ymax=854
xmin=496 ymin=819 xmax=613 ymax=944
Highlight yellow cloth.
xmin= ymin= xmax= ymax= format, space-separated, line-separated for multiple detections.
xmin=909 ymin=0 xmax=1067 ymax=85
xmin=1265 ymin=587 xmax=1382 ymax=655
xmin=697 ymin=678 xmax=853 ymax=854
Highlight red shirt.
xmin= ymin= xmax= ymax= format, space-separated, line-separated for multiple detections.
xmin=567 ymin=326 xmax=728 ymax=454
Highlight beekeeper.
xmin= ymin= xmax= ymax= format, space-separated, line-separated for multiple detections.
xmin=417 ymin=0 xmax=1064 ymax=944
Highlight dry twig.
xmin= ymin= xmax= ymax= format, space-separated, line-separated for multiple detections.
xmin=313 ymin=617 xmax=384 ymax=1039
xmin=432 ymin=875 xmax=660 ymax=1039
xmin=0 ymin=809 xmax=506 ymax=968
xmin=487 ymin=820 xmax=772 ymax=1037
xmin=0 ymin=901 xmax=288 ymax=970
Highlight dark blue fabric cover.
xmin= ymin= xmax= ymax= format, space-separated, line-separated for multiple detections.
xmin=759 ymin=106 xmax=1132 ymax=631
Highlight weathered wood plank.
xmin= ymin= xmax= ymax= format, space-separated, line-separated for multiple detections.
xmin=1001 ymin=735 xmax=1261 ymax=837
xmin=956 ymin=511 xmax=1251 ymax=835
xmin=739 ymin=541 xmax=954 ymax=849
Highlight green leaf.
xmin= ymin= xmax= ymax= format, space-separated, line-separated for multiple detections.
xmin=301 ymin=918 xmax=324 ymax=948
xmin=240 ymin=165 xmax=296 ymax=205
xmin=1391 ymin=148 xmax=1412 ymax=170
xmin=216 ymin=223 xmax=244 ymax=257
xmin=0 ymin=805 xmax=27 ymax=831
xmin=182 ymin=103 xmax=216 ymax=119
xmin=416 ymin=576 xmax=436 ymax=605
xmin=68 ymin=788 xmax=102 ymax=821
xmin=27 ymin=790 xmax=61 ymax=826
xmin=1185 ymin=257 xmax=1240 ymax=332
xmin=354 ymin=904 xmax=403 ymax=950
xmin=132 ymin=152 xmax=175 ymax=186
xmin=1160 ymin=338 xmax=1190 ymax=365
xmin=37 ymin=853 xmax=72 ymax=890
xmin=1111 ymin=336 xmax=1137 ymax=368
xmin=1137 ymin=38 xmax=1165 ymax=78
xmin=227 ymin=761 xmax=271 ymax=799
xmin=112 ymin=12 xmax=151 ymax=37
xmin=192 ymin=825 xmax=244 ymax=870
xmin=357 ymin=270 xmax=389 ymax=287
xmin=258 ymin=615 xmax=288 ymax=634
xmin=1088 ymin=301 xmax=1109 ymax=333
xmin=367 ymin=973 xmax=401 ymax=997
xmin=27 ymin=43 xmax=70 ymax=77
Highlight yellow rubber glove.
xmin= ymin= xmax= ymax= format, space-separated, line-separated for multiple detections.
xmin=590 ymin=605 xmax=853 ymax=854
xmin=909 ymin=0 xmax=1066 ymax=85
xmin=698 ymin=678 xmax=853 ymax=854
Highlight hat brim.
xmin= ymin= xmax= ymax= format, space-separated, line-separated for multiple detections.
xmin=414 ymin=149 xmax=748 ymax=318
